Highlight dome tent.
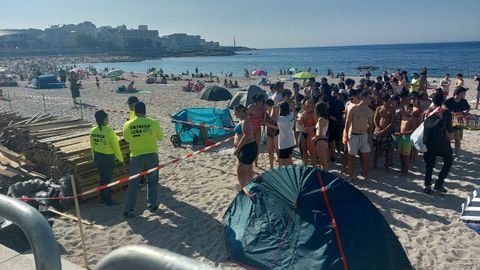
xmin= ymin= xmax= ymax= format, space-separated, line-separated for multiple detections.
xmin=223 ymin=166 xmax=412 ymax=270
xmin=227 ymin=85 xmax=266 ymax=109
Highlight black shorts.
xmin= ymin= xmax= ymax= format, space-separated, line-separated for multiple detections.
xmin=278 ymin=146 xmax=294 ymax=159
xmin=237 ymin=141 xmax=258 ymax=165
xmin=328 ymin=122 xmax=342 ymax=142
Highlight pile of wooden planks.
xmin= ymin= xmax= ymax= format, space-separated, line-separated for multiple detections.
xmin=0 ymin=112 xmax=130 ymax=199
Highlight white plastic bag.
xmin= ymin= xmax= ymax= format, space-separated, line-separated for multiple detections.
xmin=410 ymin=107 xmax=439 ymax=153
xmin=411 ymin=123 xmax=427 ymax=153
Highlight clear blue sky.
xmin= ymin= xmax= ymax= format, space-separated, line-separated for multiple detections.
xmin=1 ymin=0 xmax=479 ymax=48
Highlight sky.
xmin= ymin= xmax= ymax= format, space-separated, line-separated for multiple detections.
xmin=1 ymin=0 xmax=479 ymax=49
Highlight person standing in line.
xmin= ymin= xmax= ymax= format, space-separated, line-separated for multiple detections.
xmin=372 ymin=95 xmax=395 ymax=170
xmin=344 ymin=91 xmax=374 ymax=181
xmin=409 ymin=73 xmax=420 ymax=93
xmin=123 ymin=102 xmax=164 ymax=218
xmin=90 ymin=110 xmax=124 ymax=207
xmin=247 ymin=94 xmax=265 ymax=167
xmin=444 ymin=87 xmax=470 ymax=159
xmin=95 ymin=76 xmax=100 ymax=89
xmin=68 ymin=71 xmax=80 ymax=105
xmin=454 ymin=73 xmax=464 ymax=88
xmin=126 ymin=96 xmax=147 ymax=190
xmin=474 ymin=73 xmax=480 ymax=109
xmin=127 ymin=96 xmax=139 ymax=121
xmin=423 ymin=93 xmax=454 ymax=194
xmin=313 ymin=102 xmax=330 ymax=169
xmin=277 ymin=101 xmax=296 ymax=166
xmin=440 ymin=73 xmax=451 ymax=98
xmin=233 ymin=105 xmax=258 ymax=189
xmin=263 ymin=99 xmax=278 ymax=170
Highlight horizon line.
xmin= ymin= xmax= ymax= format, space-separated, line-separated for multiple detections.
xmin=257 ymin=40 xmax=480 ymax=50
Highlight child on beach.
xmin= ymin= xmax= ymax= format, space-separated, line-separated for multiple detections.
xmin=395 ymin=104 xmax=415 ymax=176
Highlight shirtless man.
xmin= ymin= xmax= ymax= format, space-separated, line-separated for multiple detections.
xmin=342 ymin=89 xmax=360 ymax=172
xmin=344 ymin=91 xmax=374 ymax=181
xmin=395 ymin=104 xmax=415 ymax=175
xmin=373 ymin=95 xmax=395 ymax=170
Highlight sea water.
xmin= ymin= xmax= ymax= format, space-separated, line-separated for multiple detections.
xmin=80 ymin=41 xmax=480 ymax=78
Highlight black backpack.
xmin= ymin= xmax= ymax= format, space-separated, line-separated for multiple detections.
xmin=423 ymin=108 xmax=446 ymax=146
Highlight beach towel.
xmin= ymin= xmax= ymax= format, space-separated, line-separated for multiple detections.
xmin=461 ymin=189 xmax=480 ymax=234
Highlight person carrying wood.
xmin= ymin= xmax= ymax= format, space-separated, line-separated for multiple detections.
xmin=90 ymin=110 xmax=124 ymax=207
xmin=122 ymin=102 xmax=164 ymax=218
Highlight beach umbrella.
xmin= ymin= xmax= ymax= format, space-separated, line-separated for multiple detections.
xmin=69 ymin=67 xmax=83 ymax=74
xmin=461 ymin=189 xmax=480 ymax=234
xmin=199 ymin=85 xmax=232 ymax=102
xmin=251 ymin=69 xmax=267 ymax=76
xmin=148 ymin=70 xmax=160 ymax=77
xmin=105 ymin=69 xmax=124 ymax=79
xmin=293 ymin=71 xmax=316 ymax=79
xmin=223 ymin=166 xmax=412 ymax=269
xmin=288 ymin=67 xmax=298 ymax=72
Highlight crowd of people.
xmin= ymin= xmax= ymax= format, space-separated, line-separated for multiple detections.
xmin=232 ymin=69 xmax=478 ymax=195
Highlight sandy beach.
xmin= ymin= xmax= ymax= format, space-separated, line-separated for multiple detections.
xmin=1 ymin=73 xmax=479 ymax=269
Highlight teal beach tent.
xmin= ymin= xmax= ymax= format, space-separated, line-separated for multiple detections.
xmin=223 ymin=166 xmax=412 ymax=270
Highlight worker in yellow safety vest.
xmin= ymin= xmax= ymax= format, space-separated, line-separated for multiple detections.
xmin=90 ymin=110 xmax=124 ymax=207
xmin=123 ymin=102 xmax=164 ymax=218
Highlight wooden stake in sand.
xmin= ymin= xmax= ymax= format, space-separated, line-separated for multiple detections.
xmin=7 ymin=91 xmax=12 ymax=111
xmin=46 ymin=207 xmax=105 ymax=230
xmin=70 ymin=175 xmax=90 ymax=269
xmin=42 ymin=94 xmax=47 ymax=113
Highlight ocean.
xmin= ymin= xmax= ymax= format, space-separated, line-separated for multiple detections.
xmin=80 ymin=42 xmax=480 ymax=78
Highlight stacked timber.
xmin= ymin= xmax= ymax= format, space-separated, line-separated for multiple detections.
xmin=0 ymin=112 xmax=130 ymax=199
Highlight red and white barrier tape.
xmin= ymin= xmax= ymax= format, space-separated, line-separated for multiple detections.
xmin=17 ymin=136 xmax=234 ymax=202
xmin=82 ymin=106 xmax=130 ymax=115
xmin=16 ymin=94 xmax=71 ymax=101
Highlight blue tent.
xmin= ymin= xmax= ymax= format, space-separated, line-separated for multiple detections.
xmin=223 ymin=166 xmax=412 ymax=270
xmin=28 ymin=75 xmax=65 ymax=89
xmin=170 ymin=107 xmax=234 ymax=144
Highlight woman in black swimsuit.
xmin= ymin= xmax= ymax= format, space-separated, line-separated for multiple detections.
xmin=233 ymin=105 xmax=258 ymax=188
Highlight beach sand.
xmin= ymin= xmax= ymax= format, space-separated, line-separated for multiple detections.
xmin=1 ymin=74 xmax=479 ymax=269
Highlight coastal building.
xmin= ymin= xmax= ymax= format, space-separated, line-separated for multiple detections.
xmin=114 ymin=25 xmax=160 ymax=48
xmin=0 ymin=22 xmax=227 ymax=54
xmin=159 ymin=33 xmax=219 ymax=50
xmin=0 ymin=29 xmax=43 ymax=50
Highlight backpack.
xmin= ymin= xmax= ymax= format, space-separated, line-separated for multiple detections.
xmin=423 ymin=107 xmax=446 ymax=147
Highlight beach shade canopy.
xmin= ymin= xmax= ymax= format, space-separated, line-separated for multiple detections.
xmin=252 ymin=69 xmax=267 ymax=76
xmin=105 ymin=69 xmax=124 ymax=79
xmin=293 ymin=71 xmax=316 ymax=79
xmin=199 ymin=86 xmax=232 ymax=102
xmin=288 ymin=67 xmax=298 ymax=72
xmin=223 ymin=166 xmax=412 ymax=270
xmin=228 ymin=85 xmax=266 ymax=109
xmin=28 ymin=75 xmax=65 ymax=89
xmin=460 ymin=189 xmax=480 ymax=234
